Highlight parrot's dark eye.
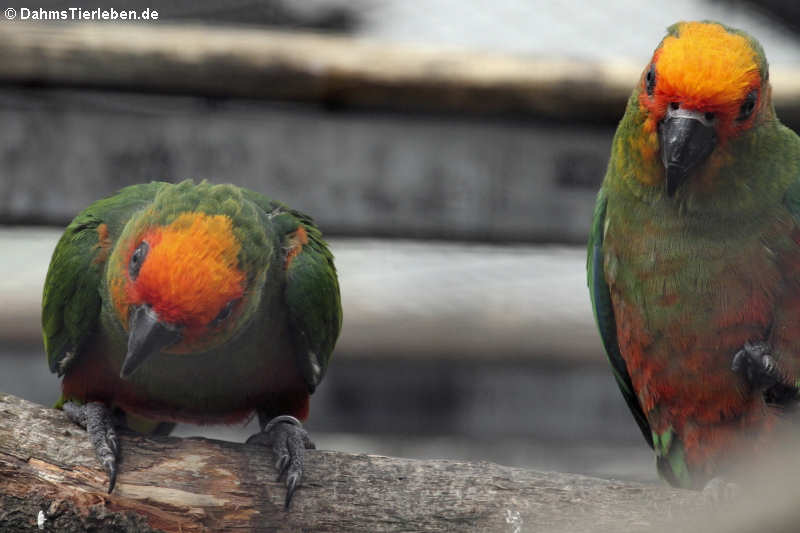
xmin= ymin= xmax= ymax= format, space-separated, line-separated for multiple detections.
xmin=129 ymin=241 xmax=149 ymax=280
xmin=211 ymin=300 xmax=236 ymax=326
xmin=737 ymin=90 xmax=758 ymax=121
xmin=645 ymin=64 xmax=656 ymax=97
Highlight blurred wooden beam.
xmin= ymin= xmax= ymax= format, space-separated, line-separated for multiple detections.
xmin=2 ymin=22 xmax=800 ymax=120
xmin=1 ymin=22 xmax=799 ymax=122
xmin=0 ymin=22 xmax=621 ymax=122
xmin=4 ymin=25 xmax=800 ymax=243
xmin=0 ymin=87 xmax=609 ymax=241
xmin=0 ymin=230 xmax=600 ymax=362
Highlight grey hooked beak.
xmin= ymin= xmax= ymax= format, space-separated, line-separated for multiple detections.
xmin=658 ymin=106 xmax=717 ymax=197
xmin=121 ymin=305 xmax=182 ymax=379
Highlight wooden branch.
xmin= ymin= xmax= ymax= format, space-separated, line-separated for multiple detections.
xmin=0 ymin=392 xmax=711 ymax=532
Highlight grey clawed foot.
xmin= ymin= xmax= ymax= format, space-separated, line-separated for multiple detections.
xmin=247 ymin=415 xmax=315 ymax=509
xmin=731 ymin=341 xmax=799 ymax=408
xmin=62 ymin=401 xmax=119 ymax=493
xmin=732 ymin=341 xmax=781 ymax=390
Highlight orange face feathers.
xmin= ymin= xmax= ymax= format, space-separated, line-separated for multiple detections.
xmin=125 ymin=212 xmax=245 ymax=330
xmin=656 ymin=22 xmax=760 ymax=110
xmin=640 ymin=22 xmax=766 ymax=141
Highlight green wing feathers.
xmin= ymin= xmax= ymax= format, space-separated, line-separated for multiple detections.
xmin=587 ymin=192 xmax=653 ymax=449
xmin=42 ymin=182 xmax=164 ymax=375
xmin=283 ymin=214 xmax=342 ymax=393
xmin=244 ymin=190 xmax=342 ymax=393
xmin=42 ymin=212 xmax=105 ymax=375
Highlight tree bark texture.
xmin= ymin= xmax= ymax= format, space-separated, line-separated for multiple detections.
xmin=0 ymin=393 xmax=714 ymax=532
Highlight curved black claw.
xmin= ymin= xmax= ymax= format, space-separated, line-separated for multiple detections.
xmin=247 ymin=414 xmax=315 ymax=510
xmin=62 ymin=401 xmax=119 ymax=493
xmin=732 ymin=341 xmax=785 ymax=390
xmin=732 ymin=341 xmax=799 ymax=408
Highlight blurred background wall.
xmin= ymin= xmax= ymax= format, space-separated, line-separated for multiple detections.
xmin=2 ymin=0 xmax=800 ymax=485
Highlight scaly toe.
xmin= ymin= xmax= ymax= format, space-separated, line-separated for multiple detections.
xmin=62 ymin=401 xmax=120 ymax=493
xmin=247 ymin=414 xmax=313 ymax=509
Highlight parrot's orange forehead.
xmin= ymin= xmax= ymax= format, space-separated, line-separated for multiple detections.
xmin=129 ymin=212 xmax=245 ymax=328
xmin=654 ymin=22 xmax=761 ymax=110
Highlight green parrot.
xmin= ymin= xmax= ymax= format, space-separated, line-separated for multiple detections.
xmin=589 ymin=21 xmax=800 ymax=489
xmin=42 ymin=180 xmax=342 ymax=508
